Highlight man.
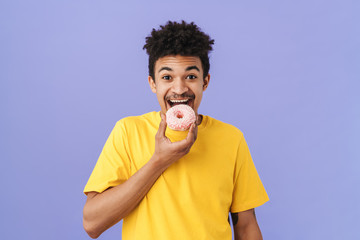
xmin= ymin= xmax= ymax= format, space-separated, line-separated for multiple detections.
xmin=83 ymin=21 xmax=269 ymax=240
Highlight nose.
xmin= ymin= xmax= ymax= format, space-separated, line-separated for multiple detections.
xmin=171 ymin=78 xmax=189 ymax=95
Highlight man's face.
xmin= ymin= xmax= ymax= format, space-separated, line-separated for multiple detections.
xmin=148 ymin=55 xmax=210 ymax=116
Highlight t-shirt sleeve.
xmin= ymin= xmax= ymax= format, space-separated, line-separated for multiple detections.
xmin=83 ymin=120 xmax=131 ymax=195
xmin=230 ymin=134 xmax=269 ymax=212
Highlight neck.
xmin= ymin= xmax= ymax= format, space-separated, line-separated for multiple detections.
xmin=196 ymin=114 xmax=203 ymax=125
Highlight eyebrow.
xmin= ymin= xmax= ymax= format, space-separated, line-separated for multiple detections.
xmin=186 ymin=66 xmax=200 ymax=72
xmin=158 ymin=67 xmax=172 ymax=73
xmin=158 ymin=65 xmax=200 ymax=73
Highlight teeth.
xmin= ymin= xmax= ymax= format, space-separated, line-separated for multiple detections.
xmin=169 ymin=99 xmax=189 ymax=103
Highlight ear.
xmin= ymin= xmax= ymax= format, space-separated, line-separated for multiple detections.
xmin=203 ymin=74 xmax=210 ymax=91
xmin=148 ymin=76 xmax=156 ymax=93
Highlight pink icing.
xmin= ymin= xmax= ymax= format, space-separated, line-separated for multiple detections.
xmin=166 ymin=104 xmax=196 ymax=131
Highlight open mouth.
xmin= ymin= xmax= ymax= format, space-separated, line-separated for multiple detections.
xmin=167 ymin=98 xmax=194 ymax=109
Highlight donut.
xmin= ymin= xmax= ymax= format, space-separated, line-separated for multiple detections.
xmin=166 ymin=104 xmax=196 ymax=131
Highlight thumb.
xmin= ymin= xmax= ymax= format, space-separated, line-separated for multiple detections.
xmin=157 ymin=112 xmax=167 ymax=138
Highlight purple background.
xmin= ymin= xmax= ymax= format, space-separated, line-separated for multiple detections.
xmin=1 ymin=0 xmax=359 ymax=239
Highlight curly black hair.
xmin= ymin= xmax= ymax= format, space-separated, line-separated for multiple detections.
xmin=143 ymin=20 xmax=214 ymax=80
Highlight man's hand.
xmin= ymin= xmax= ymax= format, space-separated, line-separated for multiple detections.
xmin=152 ymin=112 xmax=198 ymax=170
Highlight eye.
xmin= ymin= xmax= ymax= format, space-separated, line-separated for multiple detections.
xmin=186 ymin=75 xmax=197 ymax=80
xmin=162 ymin=75 xmax=171 ymax=80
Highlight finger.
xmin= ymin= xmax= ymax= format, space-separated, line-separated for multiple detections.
xmin=157 ymin=112 xmax=167 ymax=138
xmin=186 ymin=123 xmax=198 ymax=145
xmin=174 ymin=123 xmax=197 ymax=154
xmin=193 ymin=123 xmax=198 ymax=140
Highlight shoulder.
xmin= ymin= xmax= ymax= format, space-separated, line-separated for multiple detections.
xmin=205 ymin=116 xmax=245 ymax=141
xmin=115 ymin=111 xmax=159 ymax=130
xmin=206 ymin=116 xmax=244 ymax=137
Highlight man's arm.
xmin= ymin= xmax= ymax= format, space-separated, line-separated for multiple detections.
xmin=83 ymin=114 xmax=198 ymax=239
xmin=231 ymin=208 xmax=263 ymax=240
xmin=83 ymin=156 xmax=167 ymax=239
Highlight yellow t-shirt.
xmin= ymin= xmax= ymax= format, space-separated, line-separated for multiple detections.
xmin=84 ymin=111 xmax=269 ymax=240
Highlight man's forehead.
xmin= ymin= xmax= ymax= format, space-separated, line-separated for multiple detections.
xmin=155 ymin=55 xmax=202 ymax=70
